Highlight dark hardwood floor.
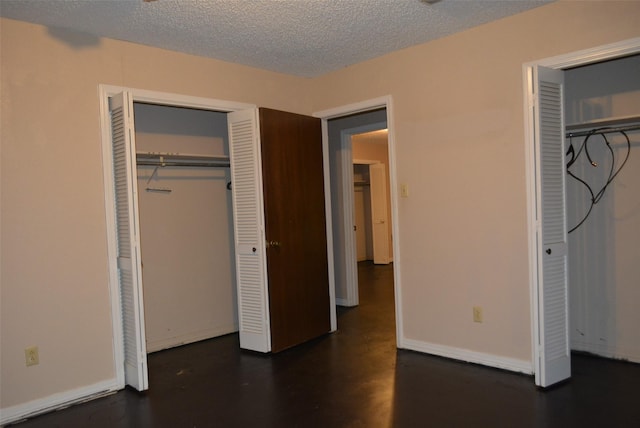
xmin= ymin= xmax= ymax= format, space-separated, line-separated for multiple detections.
xmin=10 ymin=262 xmax=640 ymax=427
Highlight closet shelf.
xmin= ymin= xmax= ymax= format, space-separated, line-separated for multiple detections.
xmin=566 ymin=115 xmax=640 ymax=131
xmin=565 ymin=115 xmax=640 ymax=138
xmin=136 ymin=152 xmax=230 ymax=168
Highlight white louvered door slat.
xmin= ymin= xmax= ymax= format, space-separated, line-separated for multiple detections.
xmin=535 ymin=66 xmax=571 ymax=387
xmin=227 ymin=109 xmax=271 ymax=352
xmin=110 ymin=92 xmax=149 ymax=390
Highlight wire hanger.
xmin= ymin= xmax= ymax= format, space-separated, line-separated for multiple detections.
xmin=145 ymin=156 xmax=172 ymax=193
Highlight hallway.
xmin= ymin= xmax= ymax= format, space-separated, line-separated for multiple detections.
xmin=11 ymin=262 xmax=640 ymax=427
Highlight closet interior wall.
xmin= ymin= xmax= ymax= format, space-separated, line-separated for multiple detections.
xmin=133 ymin=103 xmax=237 ymax=353
xmin=564 ymin=54 xmax=640 ymax=363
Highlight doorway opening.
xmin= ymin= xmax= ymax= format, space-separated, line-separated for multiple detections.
xmin=316 ymin=97 xmax=402 ymax=346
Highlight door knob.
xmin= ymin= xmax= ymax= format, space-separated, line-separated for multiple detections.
xmin=546 ymin=248 xmax=552 ymax=255
xmin=267 ymin=240 xmax=281 ymax=248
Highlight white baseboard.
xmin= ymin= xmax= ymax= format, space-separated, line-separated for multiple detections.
xmin=400 ymin=337 xmax=533 ymax=375
xmin=146 ymin=323 xmax=238 ymax=353
xmin=571 ymin=340 xmax=640 ymax=364
xmin=335 ymin=298 xmax=349 ymax=307
xmin=0 ymin=378 xmax=119 ymax=426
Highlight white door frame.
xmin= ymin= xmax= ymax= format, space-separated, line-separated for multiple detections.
xmin=314 ymin=96 xmax=404 ymax=346
xmin=99 ymin=84 xmax=255 ymax=388
xmin=523 ymin=38 xmax=640 ymax=386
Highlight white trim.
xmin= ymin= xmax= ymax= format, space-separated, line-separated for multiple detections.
xmin=321 ymin=119 xmax=338 ymax=332
xmin=401 ymin=338 xmax=533 ymax=375
xmin=98 ymin=84 xmax=126 ymax=390
xmin=0 ymin=379 xmax=119 ymax=426
xmin=314 ymin=95 xmax=404 ymax=349
xmin=335 ymin=297 xmax=350 ymax=307
xmin=339 ymin=131 xmax=358 ymax=307
xmin=145 ymin=323 xmax=239 ymax=353
xmin=313 ymin=96 xmax=390 ymax=119
xmin=523 ymin=37 xmax=640 ymax=386
xmin=385 ymin=97 xmax=404 ymax=347
xmin=526 ymin=37 xmax=640 ymax=70
xmin=99 ymin=84 xmax=257 ymax=391
xmin=522 ymin=65 xmax=542 ymax=386
xmin=99 ymin=85 xmax=255 ymax=112
xmin=571 ymin=342 xmax=640 ymax=365
xmin=353 ymin=158 xmax=380 ymax=165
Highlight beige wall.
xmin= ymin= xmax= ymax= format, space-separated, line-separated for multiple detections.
xmin=2 ymin=0 xmax=640 ymax=418
xmin=0 ymin=17 xmax=310 ymax=411
xmin=311 ymin=1 xmax=640 ymax=362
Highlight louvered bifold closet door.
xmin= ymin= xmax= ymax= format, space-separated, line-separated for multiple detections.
xmin=227 ymin=109 xmax=271 ymax=352
xmin=110 ymin=92 xmax=149 ymax=390
xmin=534 ymin=66 xmax=571 ymax=387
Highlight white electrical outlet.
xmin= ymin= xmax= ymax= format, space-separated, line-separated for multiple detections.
xmin=25 ymin=346 xmax=39 ymax=366
xmin=473 ymin=306 xmax=483 ymax=323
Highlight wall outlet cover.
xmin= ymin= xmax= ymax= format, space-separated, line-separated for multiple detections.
xmin=25 ymin=346 xmax=39 ymax=366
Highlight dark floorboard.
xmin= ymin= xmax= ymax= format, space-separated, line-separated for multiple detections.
xmin=10 ymin=262 xmax=640 ymax=427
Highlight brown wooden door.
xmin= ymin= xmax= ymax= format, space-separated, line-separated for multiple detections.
xmin=259 ymin=108 xmax=331 ymax=352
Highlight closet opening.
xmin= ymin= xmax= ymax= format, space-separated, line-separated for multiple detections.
xmin=132 ymin=103 xmax=238 ymax=355
xmin=100 ymin=86 xmax=255 ymax=391
xmin=524 ymin=40 xmax=640 ymax=388
xmin=563 ymin=54 xmax=640 ymax=368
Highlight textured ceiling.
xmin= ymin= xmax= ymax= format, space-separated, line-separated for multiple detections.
xmin=0 ymin=0 xmax=552 ymax=77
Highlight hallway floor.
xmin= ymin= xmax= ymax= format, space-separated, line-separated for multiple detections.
xmin=11 ymin=262 xmax=640 ymax=427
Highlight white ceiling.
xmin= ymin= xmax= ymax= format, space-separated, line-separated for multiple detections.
xmin=0 ymin=0 xmax=552 ymax=78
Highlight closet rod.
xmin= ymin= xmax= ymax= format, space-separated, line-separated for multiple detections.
xmin=137 ymin=160 xmax=230 ymax=168
xmin=566 ymin=123 xmax=640 ymax=139
xmin=136 ymin=152 xmax=230 ymax=168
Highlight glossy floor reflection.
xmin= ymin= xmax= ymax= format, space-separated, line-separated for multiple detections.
xmin=11 ymin=262 xmax=640 ymax=427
